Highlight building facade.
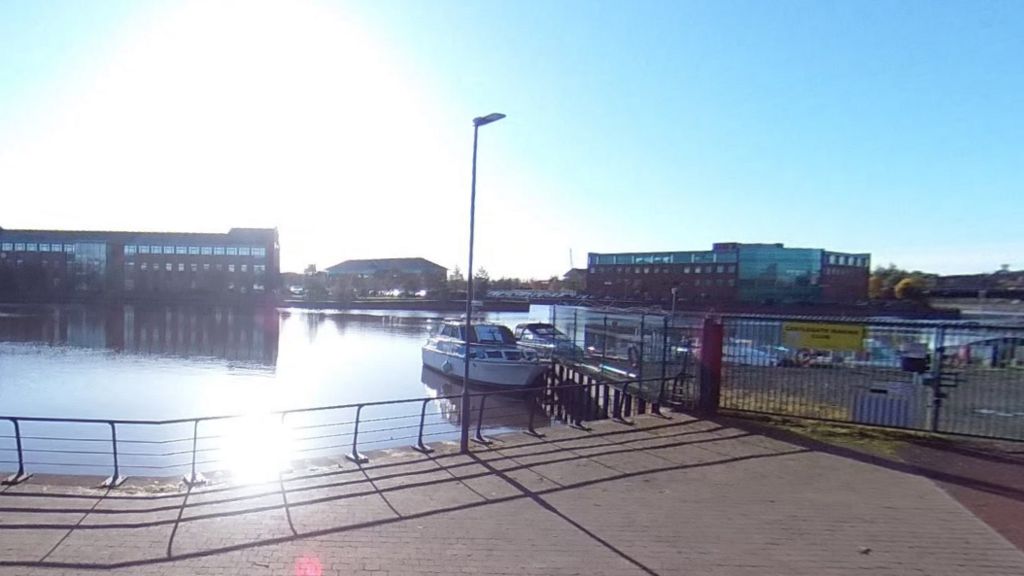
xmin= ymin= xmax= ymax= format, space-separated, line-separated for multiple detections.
xmin=325 ymin=257 xmax=447 ymax=296
xmin=587 ymin=243 xmax=869 ymax=304
xmin=0 ymin=227 xmax=279 ymax=300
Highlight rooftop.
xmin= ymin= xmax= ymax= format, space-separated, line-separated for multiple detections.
xmin=325 ymin=257 xmax=446 ymax=276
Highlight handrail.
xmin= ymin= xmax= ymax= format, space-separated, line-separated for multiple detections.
xmin=0 ymin=373 xmax=673 ymax=487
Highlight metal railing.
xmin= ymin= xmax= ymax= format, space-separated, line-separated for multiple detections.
xmin=0 ymin=373 xmax=676 ymax=486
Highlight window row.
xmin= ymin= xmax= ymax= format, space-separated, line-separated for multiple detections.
xmin=123 ymin=245 xmax=267 ymax=257
xmin=593 ymin=264 xmax=737 ymax=275
xmin=827 ymin=254 xmax=868 ymax=267
xmin=127 ymin=263 xmax=267 ymax=273
xmin=1 ymin=242 xmax=79 ymax=253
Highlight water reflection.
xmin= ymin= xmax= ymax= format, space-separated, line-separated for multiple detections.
xmin=0 ymin=304 xmax=279 ymax=365
xmin=420 ymin=366 xmax=544 ymax=431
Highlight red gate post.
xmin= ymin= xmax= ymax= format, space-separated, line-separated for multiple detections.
xmin=698 ymin=317 xmax=723 ymax=415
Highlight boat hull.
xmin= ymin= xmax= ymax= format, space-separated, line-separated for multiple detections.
xmin=422 ymin=346 xmax=546 ymax=387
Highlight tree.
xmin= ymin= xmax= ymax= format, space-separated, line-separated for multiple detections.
xmin=473 ymin=268 xmax=491 ymax=298
xmin=894 ymin=277 xmax=927 ymax=301
xmin=448 ymin=266 xmax=466 ymax=292
xmin=868 ymin=275 xmax=885 ymax=299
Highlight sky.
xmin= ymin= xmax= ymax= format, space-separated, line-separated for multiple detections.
xmin=0 ymin=0 xmax=1021 ymax=277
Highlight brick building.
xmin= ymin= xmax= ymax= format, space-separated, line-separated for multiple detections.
xmin=0 ymin=227 xmax=280 ymax=300
xmin=586 ymin=243 xmax=869 ymax=305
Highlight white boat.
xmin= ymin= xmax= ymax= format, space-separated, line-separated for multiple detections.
xmin=422 ymin=321 xmax=546 ymax=387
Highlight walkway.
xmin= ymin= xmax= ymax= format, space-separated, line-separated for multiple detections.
xmin=2 ymin=414 xmax=1023 ymax=576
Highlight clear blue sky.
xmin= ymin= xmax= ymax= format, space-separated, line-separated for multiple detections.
xmin=1 ymin=0 xmax=1021 ymax=277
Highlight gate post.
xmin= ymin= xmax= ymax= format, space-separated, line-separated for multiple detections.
xmin=698 ymin=317 xmax=723 ymax=415
xmin=928 ymin=326 xmax=946 ymax=432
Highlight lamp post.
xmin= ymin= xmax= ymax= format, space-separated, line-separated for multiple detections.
xmin=460 ymin=112 xmax=506 ymax=453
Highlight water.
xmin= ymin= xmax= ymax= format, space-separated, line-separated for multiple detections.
xmin=0 ymin=303 xmax=552 ymax=480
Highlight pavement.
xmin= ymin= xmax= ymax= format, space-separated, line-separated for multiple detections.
xmin=2 ymin=413 xmax=1024 ymax=576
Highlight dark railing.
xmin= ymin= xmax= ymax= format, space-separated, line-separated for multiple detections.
xmin=0 ymin=373 xmax=677 ymax=487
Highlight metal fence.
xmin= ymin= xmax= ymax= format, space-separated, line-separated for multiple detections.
xmin=718 ymin=315 xmax=1024 ymax=441
xmin=550 ymin=305 xmax=1024 ymax=442
xmin=549 ymin=306 xmax=704 ymax=409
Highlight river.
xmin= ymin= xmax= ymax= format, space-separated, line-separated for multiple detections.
xmin=0 ymin=303 xmax=554 ymax=480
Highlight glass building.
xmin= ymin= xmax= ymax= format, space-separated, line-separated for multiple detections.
xmin=0 ymin=227 xmax=280 ymax=301
xmin=587 ymin=243 xmax=870 ymax=305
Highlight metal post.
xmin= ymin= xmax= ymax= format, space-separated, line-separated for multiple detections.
xmin=929 ymin=326 xmax=946 ymax=433
xmin=524 ymin=388 xmax=545 ymax=438
xmin=412 ymin=398 xmax=435 ymax=453
xmin=183 ymin=419 xmax=206 ymax=486
xmin=601 ymin=313 xmax=608 ymax=374
xmin=637 ymin=314 xmax=646 ymax=414
xmin=2 ymin=419 xmax=32 ymax=485
xmin=653 ymin=315 xmax=669 ymax=418
xmin=460 ymin=124 xmax=481 ymax=454
xmin=102 ymin=422 xmax=126 ymax=488
xmin=346 ymin=405 xmax=368 ymax=464
xmin=472 ymin=394 xmax=492 ymax=445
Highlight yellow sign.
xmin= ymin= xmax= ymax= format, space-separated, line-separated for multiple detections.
xmin=782 ymin=322 xmax=865 ymax=352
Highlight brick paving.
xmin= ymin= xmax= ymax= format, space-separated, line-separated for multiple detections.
xmin=2 ymin=414 xmax=1023 ymax=576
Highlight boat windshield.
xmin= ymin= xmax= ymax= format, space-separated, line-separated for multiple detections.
xmin=471 ymin=324 xmax=517 ymax=345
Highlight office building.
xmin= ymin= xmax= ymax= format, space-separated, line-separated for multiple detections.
xmin=0 ymin=226 xmax=280 ymax=300
xmin=586 ymin=243 xmax=870 ymax=304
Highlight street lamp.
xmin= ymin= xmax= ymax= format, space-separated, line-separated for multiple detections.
xmin=461 ymin=112 xmax=506 ymax=453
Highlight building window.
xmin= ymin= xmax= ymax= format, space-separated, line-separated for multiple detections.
xmin=124 ymin=245 xmax=137 ymax=255
xmin=141 ymin=262 xmax=148 ymax=271
xmin=64 ymin=244 xmax=75 ymax=253
xmin=214 ymin=247 xmax=225 ymax=256
xmin=254 ymin=264 xmax=265 ymax=273
xmin=228 ymin=264 xmax=236 ymax=272
xmin=14 ymin=243 xmax=25 ymax=251
xmin=26 ymin=243 xmax=37 ymax=252
xmin=201 ymin=247 xmax=212 ymax=255
xmin=252 ymin=247 xmax=266 ymax=258
xmin=165 ymin=263 xmax=172 ymax=271
xmin=150 ymin=245 xmax=161 ymax=254
xmin=727 ymin=265 xmax=736 ymax=273
xmin=695 ymin=266 xmax=702 ymax=274
xmin=694 ymin=279 xmax=701 ymax=287
xmin=39 ymin=243 xmax=50 ymax=252
xmin=175 ymin=246 xmax=187 ymax=255
xmin=216 ymin=264 xmax=223 ymax=271
xmin=1 ymin=243 xmax=11 ymax=251
xmin=188 ymin=246 xmax=200 ymax=255
xmin=163 ymin=246 xmax=175 ymax=255
xmin=177 ymin=263 xmax=184 ymax=272
xmin=191 ymin=263 xmax=198 ymax=272
xmin=203 ymin=263 xmax=210 ymax=271
xmin=226 ymin=247 xmax=238 ymax=256
xmin=138 ymin=245 xmax=150 ymax=254
xmin=238 ymin=247 xmax=250 ymax=256
xmin=716 ymin=265 xmax=724 ymax=273
xmin=728 ymin=278 xmax=735 ymax=286
xmin=241 ymin=264 xmax=248 ymax=272
xmin=716 ymin=279 xmax=723 ymax=286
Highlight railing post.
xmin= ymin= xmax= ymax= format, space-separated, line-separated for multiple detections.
xmin=412 ymin=398 xmax=435 ymax=453
xmin=525 ymin=387 xmax=546 ymax=438
xmin=101 ymin=422 xmax=126 ymax=488
xmin=2 ymin=418 xmax=32 ymax=485
xmin=652 ymin=315 xmax=670 ymax=418
xmin=345 ymin=405 xmax=368 ymax=464
xmin=929 ymin=326 xmax=946 ymax=433
xmin=182 ymin=419 xmax=207 ymax=486
xmin=698 ymin=316 xmax=723 ymax=415
xmin=637 ymin=315 xmax=646 ymax=414
xmin=472 ymin=394 xmax=492 ymax=445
